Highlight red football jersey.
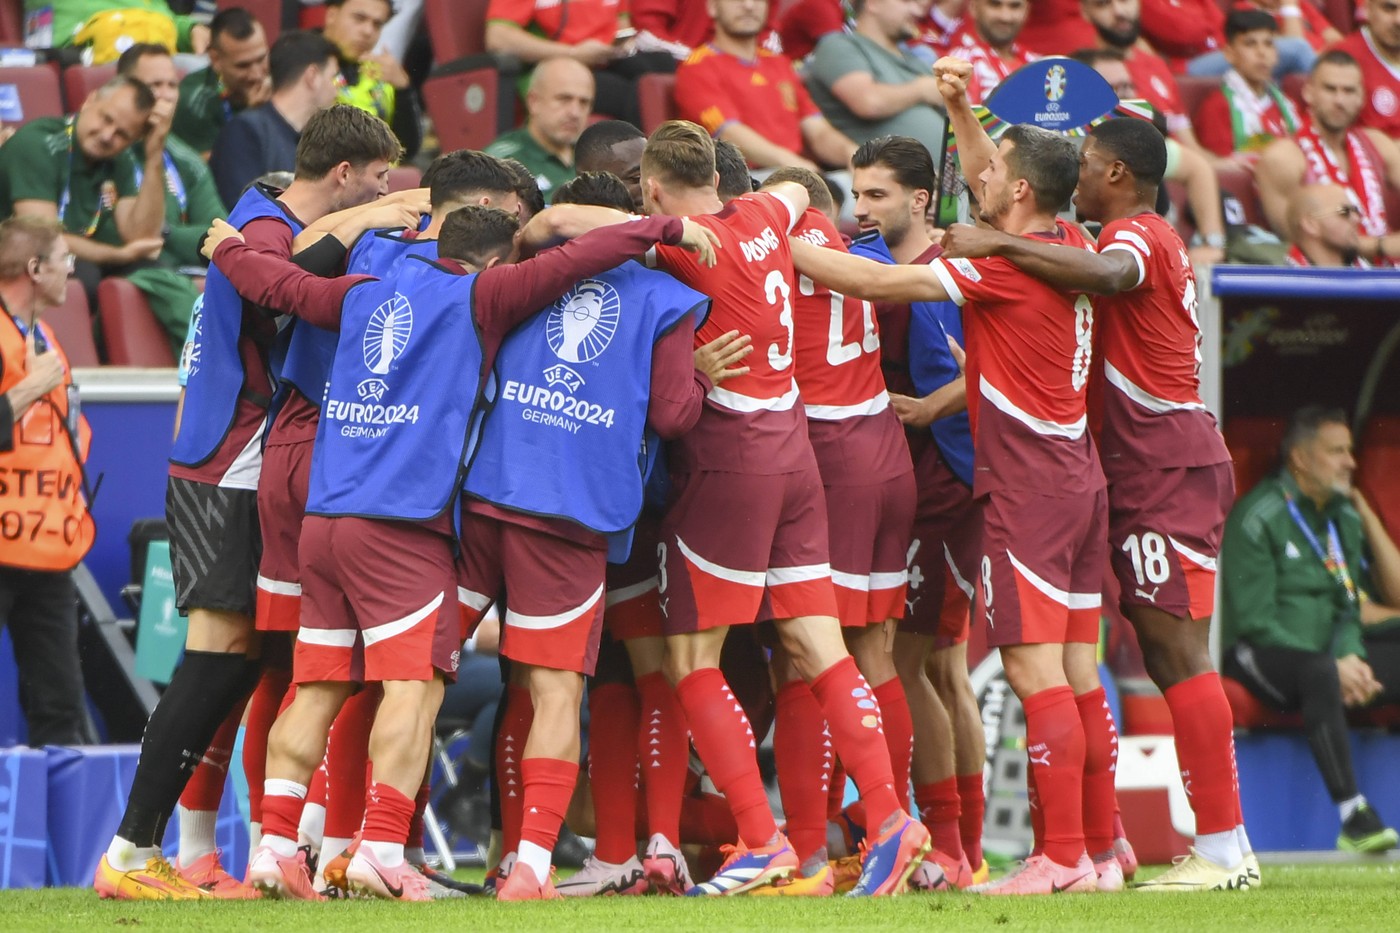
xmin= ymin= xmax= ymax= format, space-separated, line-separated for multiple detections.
xmin=649 ymin=191 xmax=813 ymax=474
xmin=791 ymin=208 xmax=910 ymax=485
xmin=674 ymin=45 xmax=819 ymax=158
xmin=1091 ymin=213 xmax=1230 ymax=478
xmin=944 ymin=23 xmax=1037 ymax=103
xmin=927 ymin=221 xmax=1103 ymax=498
xmin=1124 ymin=47 xmax=1191 ymax=137
xmin=1333 ymin=29 xmax=1400 ymax=139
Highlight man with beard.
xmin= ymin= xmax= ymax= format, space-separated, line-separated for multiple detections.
xmin=172 ymin=7 xmax=272 ymax=158
xmin=943 ymin=0 xmax=1038 ymax=102
xmin=1286 ymin=184 xmax=1373 ymax=266
xmin=1333 ymin=0 xmax=1400 ymax=139
xmin=1256 ymin=50 xmax=1400 ymax=260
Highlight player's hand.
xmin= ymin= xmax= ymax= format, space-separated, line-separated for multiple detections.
xmin=941 ymin=222 xmax=1009 ymax=259
xmin=947 ymin=335 xmax=966 ymax=374
xmin=200 ymin=219 xmax=243 ymax=260
xmin=694 ymin=329 xmax=752 ymax=385
xmin=889 ymin=392 xmax=937 ymax=428
xmin=933 ymin=56 xmax=974 ymax=104
xmin=144 ymin=98 xmax=175 ymax=161
xmin=382 ymin=187 xmax=431 ymax=209
xmin=571 ymin=39 xmax=618 ymax=68
xmin=116 ymin=236 xmax=166 ymax=263
xmin=362 ymin=200 xmax=426 ymax=232
xmin=678 ymin=218 xmax=722 ymax=267
xmin=1338 ymin=654 xmax=1383 ymax=707
xmin=24 ymin=333 xmax=65 ymax=397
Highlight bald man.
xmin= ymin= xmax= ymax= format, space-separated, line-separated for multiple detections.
xmin=1286 ymin=184 xmax=1369 ymax=267
xmin=487 ymin=58 xmax=597 ymax=201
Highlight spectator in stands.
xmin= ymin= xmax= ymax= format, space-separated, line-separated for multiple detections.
xmin=1237 ymin=0 xmax=1342 ymax=53
xmin=778 ymin=0 xmax=849 ymax=61
xmin=171 ymin=7 xmax=272 ymax=159
xmin=24 ymin=0 xmax=211 ymax=63
xmin=1071 ymin=48 xmax=1230 ymax=265
xmin=631 ymin=0 xmax=781 ymax=60
xmin=484 ymin=0 xmax=674 ymax=127
xmin=574 ymin=119 xmax=648 ymax=209
xmin=323 ymin=0 xmax=423 ymax=158
xmin=1331 ymin=0 xmax=1400 ymax=139
xmin=806 ymin=0 xmax=949 ymax=157
xmin=1221 ymin=405 xmax=1400 ymax=854
xmin=0 ymin=76 xmax=167 ymax=307
xmin=485 ymin=58 xmax=594 ymax=201
xmin=910 ymin=0 xmax=968 ymax=60
xmin=116 ymin=44 xmax=226 ymax=352
xmin=1018 ymin=0 xmax=1097 ymax=53
xmin=0 ymin=216 xmax=97 ymax=747
xmin=942 ymin=0 xmax=1037 ymax=102
xmin=674 ymin=0 xmax=855 ymax=172
xmin=1194 ymin=10 xmax=1302 ymax=162
xmin=210 ymin=30 xmax=340 ymax=209
xmin=1255 ymin=51 xmax=1400 ymax=258
xmin=1284 ymin=183 xmax=1372 ymax=265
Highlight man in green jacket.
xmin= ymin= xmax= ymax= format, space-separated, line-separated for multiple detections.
xmin=1221 ymin=405 xmax=1400 ymax=853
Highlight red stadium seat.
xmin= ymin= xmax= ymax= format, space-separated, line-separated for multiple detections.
xmin=61 ymin=63 xmax=115 ymax=112
xmin=1223 ymin=676 xmax=1301 ymax=728
xmin=422 ymin=67 xmax=500 ymax=152
xmin=0 ymin=0 xmax=22 ymax=45
xmin=1281 ymin=72 xmax=1306 ymax=111
xmin=1356 ymin=416 xmax=1400 ymax=538
xmin=0 ymin=64 xmax=63 ymax=127
xmin=218 ymin=0 xmax=281 ymax=44
xmin=1320 ymin=0 xmax=1355 ymax=33
xmin=387 ymin=164 xmax=422 ymax=193
xmin=45 ymin=280 xmax=99 ymax=368
xmin=1217 ymin=164 xmax=1267 ymax=228
xmin=425 ymin=0 xmax=490 ymax=64
xmin=98 ymin=278 xmax=175 ymax=367
xmin=1222 ymin=415 xmax=1286 ymax=497
xmin=1176 ymin=75 xmax=1222 ymax=124
xmin=1163 ymin=179 xmax=1194 ymax=243
xmin=637 ymin=73 xmax=676 ymax=134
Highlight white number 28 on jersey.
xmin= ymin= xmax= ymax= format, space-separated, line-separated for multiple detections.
xmin=800 ymin=274 xmax=879 ymax=366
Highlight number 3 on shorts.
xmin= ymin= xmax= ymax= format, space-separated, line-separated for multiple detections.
xmin=1121 ymin=532 xmax=1170 ymax=586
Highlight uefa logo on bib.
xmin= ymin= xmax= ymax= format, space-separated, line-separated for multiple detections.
xmin=546 ymin=279 xmax=620 ymax=364
xmin=364 ymin=292 xmax=414 ymax=375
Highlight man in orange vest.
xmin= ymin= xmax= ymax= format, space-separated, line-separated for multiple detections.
xmin=0 ymin=215 xmax=97 ymax=746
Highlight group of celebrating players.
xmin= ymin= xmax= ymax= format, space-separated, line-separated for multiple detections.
xmin=90 ymin=54 xmax=1255 ymax=903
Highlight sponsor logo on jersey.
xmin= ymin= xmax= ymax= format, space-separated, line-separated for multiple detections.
xmin=363 ymin=292 xmax=413 ymax=375
xmin=949 ymin=257 xmax=982 ymax=282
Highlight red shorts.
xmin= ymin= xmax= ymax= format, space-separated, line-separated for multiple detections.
xmin=255 ymin=440 xmax=311 ymax=633
xmin=659 ymin=467 xmax=838 ymax=635
xmin=458 ymin=512 xmax=608 ymax=675
xmin=294 ymin=516 xmax=460 ymax=684
xmin=1107 ymin=462 xmax=1234 ymax=621
xmin=605 ymin=512 xmax=664 ymax=641
xmin=899 ymin=444 xmax=979 ymax=648
xmin=826 ymin=471 xmax=916 ymax=627
xmin=977 ymin=486 xmax=1108 ymax=648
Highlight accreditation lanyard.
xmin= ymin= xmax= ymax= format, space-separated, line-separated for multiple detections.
xmin=1283 ymin=491 xmax=1358 ymax=604
xmin=131 ymin=150 xmax=188 ymax=221
xmin=56 ymin=117 xmax=115 ymax=238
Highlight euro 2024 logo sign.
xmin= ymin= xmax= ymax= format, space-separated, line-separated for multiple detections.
xmin=543 ymin=278 xmax=620 ymax=392
xmin=358 ymin=292 xmax=413 ymax=402
xmin=1044 ymin=64 xmax=1067 ymax=112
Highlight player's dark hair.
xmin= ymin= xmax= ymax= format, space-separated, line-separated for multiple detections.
xmin=575 ymin=119 xmax=645 ymax=173
xmin=295 ymin=104 xmax=402 ymax=179
xmin=1002 ymin=124 xmax=1079 ymax=213
xmin=714 ymin=139 xmax=753 ymax=201
xmin=269 ymin=29 xmax=338 ymax=92
xmin=763 ymin=166 xmax=834 ymax=215
xmin=438 ymin=204 xmax=520 ymax=268
xmin=94 ymin=75 xmax=156 ymax=112
xmin=423 ymin=149 xmax=518 ymax=208
xmin=1279 ymin=406 xmax=1349 ymax=465
xmin=1089 ymin=117 xmax=1167 ymax=187
xmin=643 ymin=120 xmax=717 ymax=190
xmin=502 ymin=158 xmax=547 ymax=219
xmin=852 ymin=135 xmax=936 ymax=198
xmin=1225 ymin=8 xmax=1277 ymax=41
xmin=553 ymin=171 xmax=635 ymax=212
xmin=210 ymin=6 xmax=260 ymax=45
xmin=824 ymin=174 xmax=845 ymax=213
xmin=1312 ymin=48 xmax=1361 ymax=75
xmin=115 ymin=42 xmax=172 ymax=77
xmin=1068 ymin=46 xmax=1126 ymax=68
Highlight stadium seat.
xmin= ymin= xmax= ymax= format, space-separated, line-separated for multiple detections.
xmin=45 ymin=280 xmax=100 ymax=368
xmin=1217 ymin=164 xmax=1267 ymax=228
xmin=425 ymin=0 xmax=490 ymax=63
xmin=637 ymin=73 xmax=677 ymax=134
xmin=218 ymin=0 xmax=281 ymax=44
xmin=0 ymin=0 xmax=22 ymax=46
xmin=1356 ymin=416 xmax=1400 ymax=537
xmin=98 ymin=278 xmax=175 ymax=367
xmin=422 ymin=67 xmax=500 ymax=152
xmin=0 ymin=64 xmax=63 ymax=127
xmin=1222 ymin=415 xmax=1286 ymax=496
xmin=1321 ymin=0 xmax=1356 ymax=33
xmin=61 ymin=63 xmax=115 ymax=112
xmin=1162 ymin=179 xmax=1193 ymax=243
xmin=1281 ymin=72 xmax=1305 ymax=111
xmin=387 ymin=164 xmax=422 ymax=193
xmin=1223 ymin=675 xmax=1301 ymax=728
xmin=1177 ymin=74 xmax=1222 ymax=125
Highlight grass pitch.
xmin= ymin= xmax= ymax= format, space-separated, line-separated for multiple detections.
xmin=3 ymin=864 xmax=1397 ymax=932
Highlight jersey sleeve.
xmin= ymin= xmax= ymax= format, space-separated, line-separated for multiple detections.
xmin=927 ymin=256 xmax=1009 ymax=307
xmin=749 ymin=190 xmax=801 ymax=233
xmin=1097 ymin=221 xmax=1150 ymax=291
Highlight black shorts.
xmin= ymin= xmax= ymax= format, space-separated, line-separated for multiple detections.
xmin=166 ymin=476 xmax=260 ymax=615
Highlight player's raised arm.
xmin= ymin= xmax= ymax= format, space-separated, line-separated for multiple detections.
xmin=941 ymin=223 xmax=1141 ymax=295
xmin=789 ymin=235 xmax=949 ymax=303
xmin=935 ymin=56 xmax=996 ymax=184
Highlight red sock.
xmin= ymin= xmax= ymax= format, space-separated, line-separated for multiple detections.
xmin=497 ymin=684 xmax=534 ymax=854
xmin=242 ymin=666 xmax=291 ymax=822
xmin=261 ymin=781 xmax=306 ymax=843
xmin=362 ymin=781 xmax=415 ymax=845
xmin=635 ymin=672 xmax=688 ymax=846
xmin=872 ymin=677 xmax=913 ymax=810
xmin=1026 ymin=761 xmax=1044 ymax=856
xmin=588 ymin=682 xmax=641 ymax=863
xmin=826 ymin=762 xmax=847 ymax=821
xmin=1075 ymin=687 xmax=1118 ymax=856
xmin=956 ymin=773 xmax=985 ymax=866
xmin=519 ymin=757 xmax=580 ymax=857
xmin=774 ymin=680 xmax=832 ymax=865
xmin=1165 ymin=672 xmax=1241 ymax=835
xmin=809 ymin=657 xmax=900 ymax=834
xmin=180 ymin=701 xmax=241 ymax=811
xmin=324 ymin=688 xmax=378 ymax=839
xmin=674 ymin=668 xmax=776 ymax=847
xmin=913 ymin=778 xmax=963 ymax=859
xmin=1023 ymin=686 xmax=1086 ymax=867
